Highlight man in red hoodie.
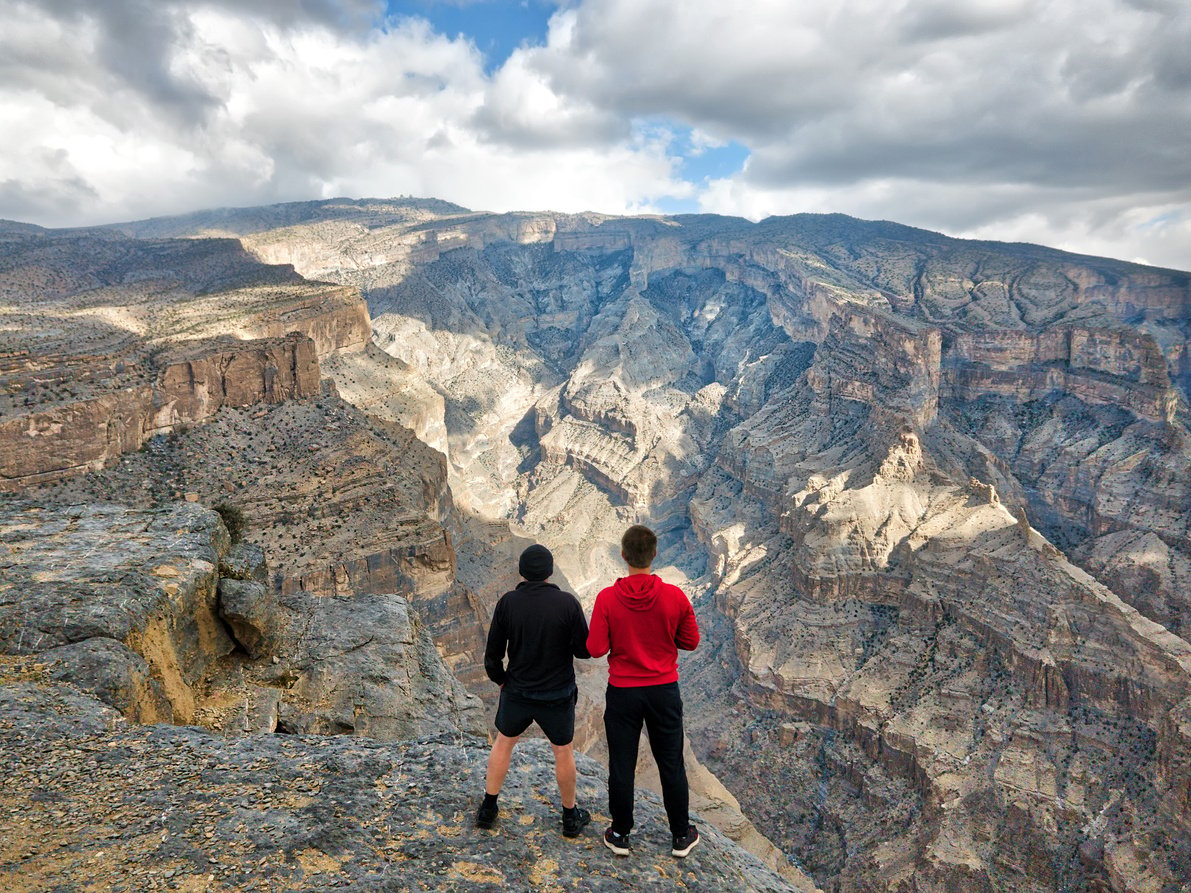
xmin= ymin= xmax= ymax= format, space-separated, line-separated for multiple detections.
xmin=587 ymin=524 xmax=701 ymax=858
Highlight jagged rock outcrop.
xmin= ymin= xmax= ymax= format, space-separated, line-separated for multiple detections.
xmin=213 ymin=584 xmax=484 ymax=739
xmin=23 ymin=386 xmax=500 ymax=705
xmin=0 ymin=501 xmax=234 ymax=723
xmin=0 ymin=500 xmax=482 ymax=742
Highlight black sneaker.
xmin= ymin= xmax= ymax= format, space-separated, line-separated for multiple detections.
xmin=475 ymin=801 xmax=498 ymax=829
xmin=603 ymin=827 xmax=631 ymax=856
xmin=562 ymin=806 xmax=591 ymax=838
xmin=671 ymin=825 xmax=700 ymax=858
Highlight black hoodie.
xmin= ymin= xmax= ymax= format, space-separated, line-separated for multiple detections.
xmin=484 ymin=580 xmax=590 ymax=696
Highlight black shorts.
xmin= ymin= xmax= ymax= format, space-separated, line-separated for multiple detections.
xmin=494 ymin=687 xmax=577 ymax=746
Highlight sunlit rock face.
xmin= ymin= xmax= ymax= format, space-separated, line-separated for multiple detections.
xmin=210 ymin=201 xmax=1190 ymax=893
xmin=0 ymin=225 xmax=369 ymax=490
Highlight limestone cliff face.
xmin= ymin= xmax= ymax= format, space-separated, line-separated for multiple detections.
xmin=945 ymin=327 xmax=1177 ymax=422
xmin=0 ymin=333 xmax=321 ymax=490
xmin=695 ymin=401 xmax=1191 ymax=889
xmin=0 ymin=226 xmax=370 ymax=489
xmin=24 ymin=387 xmax=498 ymax=701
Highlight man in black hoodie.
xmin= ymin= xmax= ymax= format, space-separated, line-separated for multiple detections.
xmin=476 ymin=544 xmax=592 ymax=837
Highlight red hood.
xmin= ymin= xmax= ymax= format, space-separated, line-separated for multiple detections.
xmin=613 ymin=574 xmax=660 ymax=611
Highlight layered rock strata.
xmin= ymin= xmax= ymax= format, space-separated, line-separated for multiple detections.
xmin=173 ymin=200 xmax=1189 ymax=892
xmin=28 ymin=395 xmax=453 ymax=585
xmin=181 ymin=202 xmax=1188 ymax=629
xmin=0 ymin=224 xmax=370 ymax=489
xmin=6 ymin=198 xmax=1189 ymax=892
xmin=0 ymin=333 xmax=321 ymax=490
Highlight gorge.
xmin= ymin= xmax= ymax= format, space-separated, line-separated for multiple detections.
xmin=1 ymin=198 xmax=1188 ymax=892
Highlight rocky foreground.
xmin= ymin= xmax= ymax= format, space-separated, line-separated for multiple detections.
xmin=0 ymin=497 xmax=809 ymax=892
xmin=0 ymin=684 xmax=795 ymax=893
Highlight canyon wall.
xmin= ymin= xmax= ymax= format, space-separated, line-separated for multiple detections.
xmin=0 ymin=333 xmax=321 ymax=490
xmin=3 ymin=199 xmax=1188 ymax=891
xmin=211 ymin=200 xmax=1186 ymax=892
xmin=0 ymin=226 xmax=370 ymax=489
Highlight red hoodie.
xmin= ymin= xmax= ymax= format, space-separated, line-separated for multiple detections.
xmin=587 ymin=574 xmax=700 ymax=687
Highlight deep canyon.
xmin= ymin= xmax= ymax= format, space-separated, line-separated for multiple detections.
xmin=1 ymin=198 xmax=1188 ymax=892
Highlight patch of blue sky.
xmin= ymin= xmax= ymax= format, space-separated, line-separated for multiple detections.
xmin=634 ymin=118 xmax=750 ymax=184
xmin=1138 ymin=209 xmax=1184 ymax=231
xmin=382 ymin=0 xmax=558 ymax=71
xmin=630 ymin=119 xmax=750 ymax=214
xmin=679 ymin=138 xmax=750 ymax=187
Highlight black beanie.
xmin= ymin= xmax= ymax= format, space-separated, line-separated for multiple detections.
xmin=519 ymin=544 xmax=553 ymax=581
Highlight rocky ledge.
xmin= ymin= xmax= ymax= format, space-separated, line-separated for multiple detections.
xmin=0 ymin=499 xmax=481 ymax=738
xmin=0 ymin=683 xmax=799 ymax=893
xmin=0 ymin=498 xmax=806 ymax=891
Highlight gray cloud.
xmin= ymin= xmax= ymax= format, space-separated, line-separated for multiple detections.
xmin=900 ymin=0 xmax=1038 ymax=41
xmin=511 ymin=0 xmax=1190 ymax=266
xmin=0 ymin=149 xmax=99 ymax=222
xmin=15 ymin=1 xmax=212 ymax=124
xmin=4 ymin=0 xmax=384 ymax=123
xmin=524 ymin=0 xmax=1189 ymax=194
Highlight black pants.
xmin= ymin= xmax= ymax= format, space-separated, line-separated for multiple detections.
xmin=604 ymin=681 xmax=689 ymax=837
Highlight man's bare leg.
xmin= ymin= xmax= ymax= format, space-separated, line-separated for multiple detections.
xmin=485 ymin=733 xmax=519 ymax=795
xmin=551 ymin=741 xmax=577 ymax=809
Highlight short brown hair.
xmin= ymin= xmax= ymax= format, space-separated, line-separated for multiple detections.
xmin=621 ymin=525 xmax=657 ymax=569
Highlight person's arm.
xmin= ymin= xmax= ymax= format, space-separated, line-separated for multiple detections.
xmin=483 ymin=599 xmax=509 ymax=685
xmin=586 ymin=593 xmax=610 ymax=659
xmin=675 ymin=595 xmax=700 ymax=651
xmin=571 ymin=597 xmax=591 ymax=659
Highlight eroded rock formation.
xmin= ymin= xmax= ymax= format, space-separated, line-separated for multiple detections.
xmin=3 ymin=198 xmax=1188 ymax=891
xmin=165 ymin=199 xmax=1186 ymax=892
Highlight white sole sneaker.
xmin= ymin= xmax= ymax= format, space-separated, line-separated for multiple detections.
xmin=672 ymin=827 xmax=700 ymax=858
xmin=603 ymin=829 xmax=631 ymax=856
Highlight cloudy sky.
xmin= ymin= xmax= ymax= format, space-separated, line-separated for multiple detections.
xmin=2 ymin=0 xmax=1189 ymax=269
